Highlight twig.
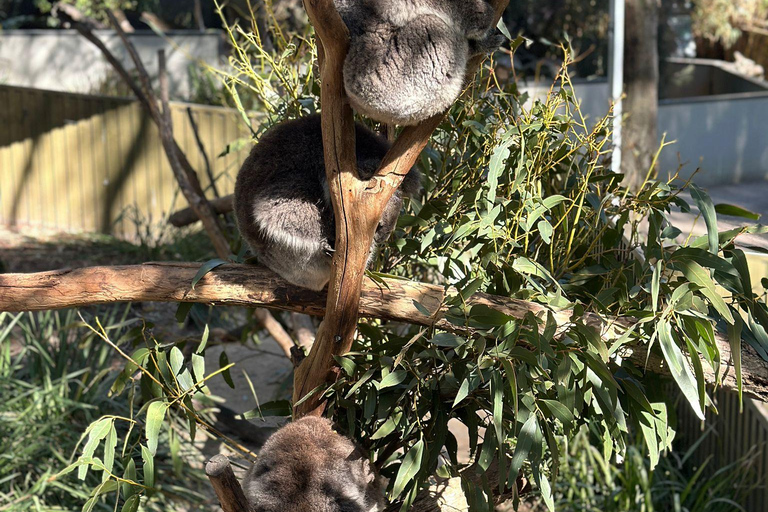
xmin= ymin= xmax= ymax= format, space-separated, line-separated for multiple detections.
xmin=205 ymin=455 xmax=253 ymax=512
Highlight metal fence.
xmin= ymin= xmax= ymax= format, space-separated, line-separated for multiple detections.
xmin=675 ymin=387 xmax=768 ymax=511
xmin=0 ymin=84 xmax=251 ymax=240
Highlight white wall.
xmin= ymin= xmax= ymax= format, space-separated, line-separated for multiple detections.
xmin=520 ymin=79 xmax=768 ymax=187
xmin=0 ymin=30 xmax=224 ymax=100
xmin=658 ymin=95 xmax=768 ymax=186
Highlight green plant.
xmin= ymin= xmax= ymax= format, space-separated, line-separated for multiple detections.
xmin=0 ymin=308 xmax=209 ymax=511
xmin=32 ymin=7 xmax=768 ymax=512
xmin=536 ymin=424 xmax=758 ymax=512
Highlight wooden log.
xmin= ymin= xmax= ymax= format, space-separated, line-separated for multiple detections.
xmin=1 ymin=262 xmax=767 ymax=402
xmin=169 ymin=195 xmax=234 ymax=227
xmin=205 ymin=455 xmax=253 ymax=512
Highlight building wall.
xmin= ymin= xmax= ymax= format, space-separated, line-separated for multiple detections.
xmin=0 ymin=30 xmax=224 ymax=100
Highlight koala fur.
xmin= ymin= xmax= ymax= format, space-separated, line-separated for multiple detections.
xmin=242 ymin=417 xmax=385 ymax=512
xmin=234 ymin=114 xmax=421 ymax=291
xmin=335 ymin=0 xmax=504 ymax=125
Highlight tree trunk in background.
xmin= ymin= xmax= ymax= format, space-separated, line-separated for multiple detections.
xmin=622 ymin=0 xmax=659 ymax=192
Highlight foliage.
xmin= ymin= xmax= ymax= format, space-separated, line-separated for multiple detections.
xmin=19 ymin=6 xmax=768 ymax=512
xmin=531 ymin=425 xmax=758 ymax=511
xmin=0 ymin=308 xmax=209 ymax=511
xmin=213 ymin=11 xmax=768 ymax=510
xmin=691 ymin=0 xmax=768 ymax=48
xmin=504 ymin=0 xmax=610 ymax=78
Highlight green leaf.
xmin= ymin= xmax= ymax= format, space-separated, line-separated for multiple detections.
xmin=715 ymin=203 xmax=760 ymax=221
xmin=509 ymin=414 xmax=537 ymax=480
xmin=371 ymin=411 xmax=403 ymax=440
xmin=379 ymin=370 xmax=408 ymax=390
xmin=121 ymin=495 xmax=141 ymax=512
xmin=102 ymin=424 xmax=118 ymax=482
xmin=146 ymin=401 xmax=168 ymax=456
xmin=78 ymin=418 xmax=112 ymax=480
xmin=241 ymin=400 xmax=292 ymax=420
xmin=468 ymin=304 xmax=514 ymax=326
xmin=392 ymin=439 xmax=425 ymax=498
xmin=676 ymin=259 xmax=734 ymax=324
xmin=658 ymin=320 xmax=704 ymax=420
xmin=453 ymin=370 xmax=481 ymax=407
xmin=335 ymin=356 xmax=356 ymax=376
xmin=651 ymin=260 xmax=661 ymax=312
xmin=141 ymin=444 xmax=155 ymax=489
xmin=540 ymin=399 xmax=575 ymax=426
xmin=430 ymin=333 xmax=467 ymax=348
xmin=219 ymin=350 xmax=235 ymax=389
xmin=488 ymin=142 xmax=511 ymax=203
xmin=175 ymin=302 xmax=194 ymax=323
xmin=192 ymin=258 xmax=228 ymax=289
xmin=196 ymin=323 xmax=210 ymax=354
xmin=169 ymin=346 xmax=184 ymax=376
xmin=122 ymin=458 xmax=137 ymax=499
xmin=191 ymin=353 xmax=206 ymax=383
xmin=689 ymin=184 xmax=719 ymax=254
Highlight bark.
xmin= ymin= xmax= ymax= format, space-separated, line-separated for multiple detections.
xmin=170 ymin=195 xmax=234 ymax=227
xmin=2 ymin=263 xmax=767 ymax=402
xmin=622 ymin=0 xmax=660 ymax=192
xmin=206 ymin=455 xmax=253 ymax=512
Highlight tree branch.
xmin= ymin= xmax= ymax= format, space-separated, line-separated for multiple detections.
xmin=205 ymin=455 xmax=252 ymax=512
xmin=2 ymin=263 xmax=766 ymax=402
xmin=293 ymin=0 xmax=512 ymax=417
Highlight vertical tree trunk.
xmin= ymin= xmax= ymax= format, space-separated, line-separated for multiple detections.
xmin=622 ymin=0 xmax=659 ymax=191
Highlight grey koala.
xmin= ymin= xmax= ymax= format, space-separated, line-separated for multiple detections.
xmin=335 ymin=0 xmax=504 ymax=125
xmin=242 ymin=417 xmax=385 ymax=512
xmin=234 ymin=114 xmax=421 ymax=291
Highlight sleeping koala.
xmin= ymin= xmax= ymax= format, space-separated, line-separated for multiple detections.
xmin=242 ymin=417 xmax=385 ymax=512
xmin=234 ymin=114 xmax=421 ymax=291
xmin=335 ymin=0 xmax=504 ymax=125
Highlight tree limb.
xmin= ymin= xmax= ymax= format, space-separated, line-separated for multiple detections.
xmin=205 ymin=455 xmax=253 ymax=512
xmin=294 ymin=0 xmax=512 ymax=418
xmin=2 ymin=263 xmax=766 ymax=402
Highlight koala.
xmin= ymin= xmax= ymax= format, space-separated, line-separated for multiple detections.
xmin=234 ymin=114 xmax=421 ymax=291
xmin=335 ymin=0 xmax=504 ymax=125
xmin=242 ymin=417 xmax=385 ymax=512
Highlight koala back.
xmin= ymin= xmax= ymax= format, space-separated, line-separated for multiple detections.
xmin=242 ymin=417 xmax=385 ymax=512
xmin=234 ymin=115 xmax=421 ymax=291
xmin=337 ymin=0 xmax=501 ymax=126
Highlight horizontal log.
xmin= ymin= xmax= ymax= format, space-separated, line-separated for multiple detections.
xmin=1 ymin=262 xmax=766 ymax=401
xmin=169 ymin=195 xmax=234 ymax=227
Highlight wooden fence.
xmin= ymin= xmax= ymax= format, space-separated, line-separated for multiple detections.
xmin=0 ymin=84 xmax=252 ymax=240
xmin=676 ymin=387 xmax=768 ymax=510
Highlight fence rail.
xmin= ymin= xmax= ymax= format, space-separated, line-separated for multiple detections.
xmin=0 ymin=84 xmax=252 ymax=240
xmin=676 ymin=387 xmax=768 ymax=511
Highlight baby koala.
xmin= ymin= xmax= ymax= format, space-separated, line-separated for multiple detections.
xmin=234 ymin=115 xmax=421 ymax=291
xmin=335 ymin=0 xmax=504 ymax=125
xmin=242 ymin=417 xmax=385 ymax=512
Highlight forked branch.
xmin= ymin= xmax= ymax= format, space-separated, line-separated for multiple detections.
xmin=293 ymin=0 xmax=512 ymax=418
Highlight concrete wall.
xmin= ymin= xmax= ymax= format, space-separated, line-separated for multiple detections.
xmin=0 ymin=30 xmax=224 ymax=100
xmin=521 ymin=66 xmax=768 ymax=187
xmin=658 ymin=94 xmax=768 ymax=186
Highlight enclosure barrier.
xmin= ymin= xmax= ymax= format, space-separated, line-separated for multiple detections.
xmin=675 ymin=387 xmax=768 ymax=511
xmin=0 ymin=84 xmax=252 ymax=240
